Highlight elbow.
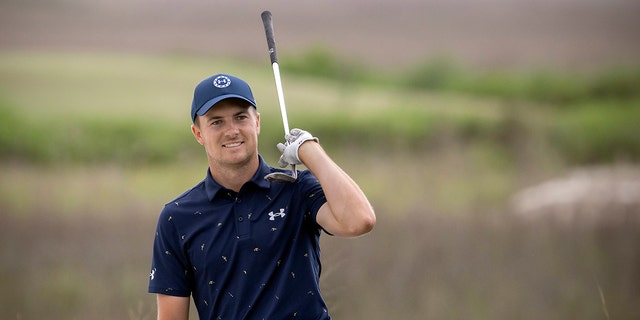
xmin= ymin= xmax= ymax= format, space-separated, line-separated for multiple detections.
xmin=346 ymin=208 xmax=376 ymax=237
xmin=360 ymin=212 xmax=376 ymax=234
xmin=360 ymin=215 xmax=376 ymax=235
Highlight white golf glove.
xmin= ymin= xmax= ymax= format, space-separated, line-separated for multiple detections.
xmin=276 ymin=128 xmax=319 ymax=168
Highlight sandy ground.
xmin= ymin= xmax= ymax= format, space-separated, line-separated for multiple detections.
xmin=1 ymin=0 xmax=639 ymax=70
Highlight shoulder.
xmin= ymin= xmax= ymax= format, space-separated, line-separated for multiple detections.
xmin=166 ymin=179 xmax=207 ymax=206
xmin=293 ymin=170 xmax=327 ymax=211
xmin=295 ymin=170 xmax=322 ymax=193
xmin=297 ymin=169 xmax=318 ymax=181
xmin=159 ymin=179 xmax=208 ymax=219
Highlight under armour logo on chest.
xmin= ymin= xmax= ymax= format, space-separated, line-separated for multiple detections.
xmin=268 ymin=208 xmax=286 ymax=220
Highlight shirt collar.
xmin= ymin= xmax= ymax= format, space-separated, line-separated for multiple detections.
xmin=204 ymin=155 xmax=272 ymax=201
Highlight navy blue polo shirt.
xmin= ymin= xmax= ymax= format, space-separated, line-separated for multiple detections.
xmin=149 ymin=156 xmax=331 ymax=319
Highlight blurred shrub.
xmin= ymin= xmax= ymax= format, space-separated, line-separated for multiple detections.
xmin=0 ymin=101 xmax=47 ymax=161
xmin=586 ymin=67 xmax=640 ymax=100
xmin=402 ymin=57 xmax=464 ymax=91
xmin=2 ymin=97 xmax=639 ymax=166
xmin=549 ymin=100 xmax=640 ymax=163
xmin=465 ymin=67 xmax=640 ymax=104
xmin=282 ymin=51 xmax=640 ymax=104
xmin=0 ymin=102 xmax=199 ymax=165
xmin=281 ymin=46 xmax=376 ymax=84
xmin=302 ymin=110 xmax=437 ymax=149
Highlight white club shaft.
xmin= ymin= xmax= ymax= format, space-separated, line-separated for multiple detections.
xmin=271 ymin=62 xmax=290 ymax=136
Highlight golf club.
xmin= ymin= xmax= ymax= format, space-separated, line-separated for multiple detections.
xmin=261 ymin=10 xmax=297 ymax=183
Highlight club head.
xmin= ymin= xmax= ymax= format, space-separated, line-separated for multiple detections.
xmin=264 ymin=172 xmax=296 ymax=183
xmin=264 ymin=165 xmax=297 ymax=183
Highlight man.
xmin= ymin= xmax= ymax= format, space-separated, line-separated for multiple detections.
xmin=148 ymin=73 xmax=375 ymax=319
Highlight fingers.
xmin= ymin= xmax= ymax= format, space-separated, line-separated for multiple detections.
xmin=277 ymin=155 xmax=288 ymax=168
xmin=275 ymin=128 xmax=318 ymax=167
xmin=285 ymin=128 xmax=304 ymax=143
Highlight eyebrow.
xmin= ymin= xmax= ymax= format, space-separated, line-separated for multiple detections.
xmin=206 ymin=110 xmax=248 ymax=120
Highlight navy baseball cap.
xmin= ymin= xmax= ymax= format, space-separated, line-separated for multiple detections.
xmin=191 ymin=74 xmax=257 ymax=122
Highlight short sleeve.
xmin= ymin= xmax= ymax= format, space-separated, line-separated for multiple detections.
xmin=296 ymin=170 xmax=328 ymax=231
xmin=148 ymin=206 xmax=192 ymax=297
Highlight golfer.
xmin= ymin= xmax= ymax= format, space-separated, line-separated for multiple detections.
xmin=148 ymin=73 xmax=376 ymax=319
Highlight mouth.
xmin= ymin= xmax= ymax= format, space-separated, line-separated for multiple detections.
xmin=223 ymin=141 xmax=244 ymax=148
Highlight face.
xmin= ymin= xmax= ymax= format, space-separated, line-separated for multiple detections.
xmin=191 ymin=99 xmax=260 ymax=171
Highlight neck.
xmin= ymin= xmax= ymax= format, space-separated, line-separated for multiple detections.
xmin=209 ymin=157 xmax=260 ymax=192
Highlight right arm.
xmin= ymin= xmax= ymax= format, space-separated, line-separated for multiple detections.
xmin=157 ymin=294 xmax=190 ymax=320
xmin=151 ymin=206 xmax=192 ymax=320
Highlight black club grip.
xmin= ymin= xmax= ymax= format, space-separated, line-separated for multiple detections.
xmin=261 ymin=11 xmax=278 ymax=64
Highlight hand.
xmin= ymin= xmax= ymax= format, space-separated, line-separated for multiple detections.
xmin=276 ymin=128 xmax=319 ymax=168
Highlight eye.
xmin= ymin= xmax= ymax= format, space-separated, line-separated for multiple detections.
xmin=211 ymin=119 xmax=223 ymax=126
xmin=236 ymin=115 xmax=248 ymax=121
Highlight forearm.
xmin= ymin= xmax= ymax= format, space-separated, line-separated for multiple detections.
xmin=298 ymin=141 xmax=376 ymax=236
xmin=157 ymin=294 xmax=190 ymax=320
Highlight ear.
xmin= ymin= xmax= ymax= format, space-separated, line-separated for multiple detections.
xmin=191 ymin=123 xmax=204 ymax=145
xmin=255 ymin=112 xmax=261 ymax=135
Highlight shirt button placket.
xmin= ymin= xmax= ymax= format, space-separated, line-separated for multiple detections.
xmin=235 ymin=196 xmax=250 ymax=239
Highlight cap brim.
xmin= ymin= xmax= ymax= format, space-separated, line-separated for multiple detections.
xmin=196 ymin=94 xmax=257 ymax=117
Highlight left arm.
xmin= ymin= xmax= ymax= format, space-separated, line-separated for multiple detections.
xmin=298 ymin=141 xmax=376 ymax=237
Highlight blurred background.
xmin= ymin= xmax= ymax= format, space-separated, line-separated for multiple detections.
xmin=1 ymin=0 xmax=639 ymax=319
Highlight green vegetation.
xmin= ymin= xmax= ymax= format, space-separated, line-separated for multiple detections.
xmin=0 ymin=105 xmax=197 ymax=165
xmin=1 ymin=50 xmax=639 ymax=166
xmin=286 ymin=48 xmax=640 ymax=104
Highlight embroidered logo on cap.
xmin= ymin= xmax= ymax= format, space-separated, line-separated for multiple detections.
xmin=213 ymin=75 xmax=231 ymax=88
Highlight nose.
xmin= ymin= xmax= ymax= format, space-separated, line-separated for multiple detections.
xmin=223 ymin=122 xmax=240 ymax=137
